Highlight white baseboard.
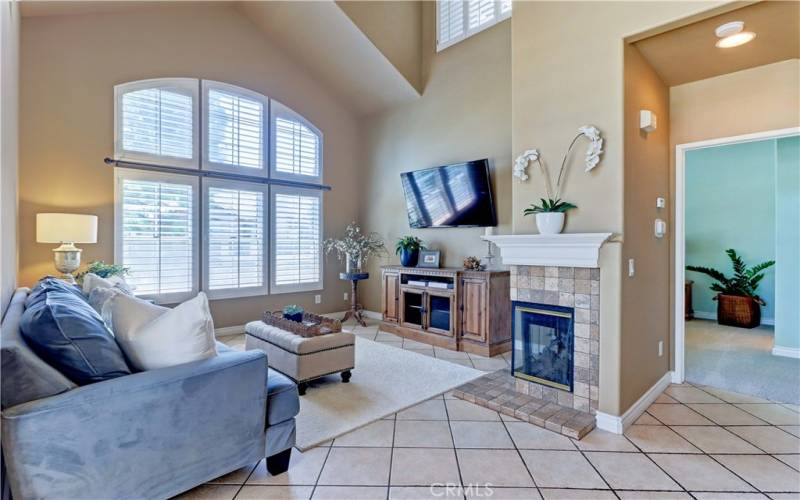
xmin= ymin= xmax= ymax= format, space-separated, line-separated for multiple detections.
xmin=595 ymin=371 xmax=673 ymax=434
xmin=772 ymin=345 xmax=800 ymax=359
xmin=692 ymin=310 xmax=775 ymax=326
xmin=215 ymin=324 xmax=246 ymax=337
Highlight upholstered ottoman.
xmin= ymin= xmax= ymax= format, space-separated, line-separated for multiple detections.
xmin=245 ymin=321 xmax=355 ymax=395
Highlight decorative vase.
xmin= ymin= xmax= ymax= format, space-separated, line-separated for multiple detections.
xmin=536 ymin=212 xmax=565 ymax=234
xmin=399 ymin=248 xmax=419 ymax=267
xmin=283 ymin=312 xmax=304 ymax=323
xmin=346 ymin=253 xmax=362 ymax=274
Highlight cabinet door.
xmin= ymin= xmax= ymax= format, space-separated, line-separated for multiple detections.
xmin=383 ymin=272 xmax=400 ymax=322
xmin=426 ymin=290 xmax=455 ymax=337
xmin=461 ymin=278 xmax=487 ymax=342
xmin=399 ymin=287 xmax=425 ymax=330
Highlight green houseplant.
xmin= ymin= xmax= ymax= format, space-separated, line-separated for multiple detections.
xmin=522 ymin=198 xmax=578 ymax=235
xmin=75 ymin=261 xmax=130 ymax=284
xmin=686 ymin=249 xmax=775 ymax=329
xmin=395 ymin=236 xmax=423 ymax=267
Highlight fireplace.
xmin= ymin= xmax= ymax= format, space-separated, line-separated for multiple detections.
xmin=511 ymin=301 xmax=574 ymax=392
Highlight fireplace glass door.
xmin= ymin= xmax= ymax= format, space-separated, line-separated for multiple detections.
xmin=512 ymin=303 xmax=574 ymax=391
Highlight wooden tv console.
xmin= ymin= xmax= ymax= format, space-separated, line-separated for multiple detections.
xmin=380 ymin=266 xmax=511 ymax=357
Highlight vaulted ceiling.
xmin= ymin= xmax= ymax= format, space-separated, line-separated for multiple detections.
xmin=19 ymin=0 xmax=422 ymax=116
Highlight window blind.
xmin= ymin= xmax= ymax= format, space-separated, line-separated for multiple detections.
xmin=116 ymin=80 xmax=197 ymax=167
xmin=118 ymin=172 xmax=197 ymax=302
xmin=206 ymin=183 xmax=266 ymax=297
xmin=437 ymin=0 xmax=511 ymax=51
xmin=272 ymin=102 xmax=322 ymax=180
xmin=206 ymin=84 xmax=266 ymax=172
xmin=272 ymin=188 xmax=322 ymax=292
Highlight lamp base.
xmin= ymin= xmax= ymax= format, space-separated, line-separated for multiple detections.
xmin=53 ymin=243 xmax=82 ymax=284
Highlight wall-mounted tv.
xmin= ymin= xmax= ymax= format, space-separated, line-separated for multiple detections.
xmin=401 ymin=159 xmax=497 ymax=228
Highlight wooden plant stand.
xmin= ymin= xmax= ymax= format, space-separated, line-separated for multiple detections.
xmin=340 ymin=272 xmax=369 ymax=327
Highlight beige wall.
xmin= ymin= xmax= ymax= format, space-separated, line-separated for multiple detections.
xmin=337 ymin=1 xmax=422 ymax=93
xmin=19 ymin=4 xmax=362 ymax=327
xmin=358 ymin=3 xmax=511 ymax=312
xmin=671 ymin=59 xmax=800 ymax=147
xmin=511 ymin=1 xmax=726 ymax=415
xmin=1 ymin=0 xmax=19 ymax=317
xmin=667 ymin=58 xmax=800 ymax=370
xmin=620 ymin=44 xmax=671 ymax=412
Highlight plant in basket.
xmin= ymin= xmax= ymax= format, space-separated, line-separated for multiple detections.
xmin=686 ymin=248 xmax=774 ymax=329
xmin=282 ymin=304 xmax=304 ymax=323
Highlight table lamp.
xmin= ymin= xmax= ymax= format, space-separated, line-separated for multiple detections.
xmin=36 ymin=213 xmax=98 ymax=283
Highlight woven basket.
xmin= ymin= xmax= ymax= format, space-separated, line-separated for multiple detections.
xmin=716 ymin=294 xmax=761 ymax=329
xmin=262 ymin=311 xmax=342 ymax=337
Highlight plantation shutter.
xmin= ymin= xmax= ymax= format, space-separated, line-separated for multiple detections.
xmin=114 ymin=79 xmax=199 ymax=168
xmin=271 ymin=101 xmax=322 ymax=182
xmin=436 ymin=1 xmax=511 ymax=52
xmin=204 ymin=181 xmax=267 ymax=298
xmin=271 ymin=187 xmax=322 ymax=293
xmin=203 ymin=81 xmax=268 ymax=175
xmin=115 ymin=169 xmax=198 ymax=303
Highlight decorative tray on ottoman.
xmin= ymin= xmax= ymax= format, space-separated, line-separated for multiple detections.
xmin=261 ymin=311 xmax=342 ymax=337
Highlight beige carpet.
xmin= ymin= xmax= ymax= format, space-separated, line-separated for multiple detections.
xmin=294 ymin=337 xmax=483 ymax=450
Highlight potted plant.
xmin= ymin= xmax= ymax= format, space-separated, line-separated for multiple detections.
xmin=283 ymin=304 xmax=304 ymax=323
xmin=686 ymin=249 xmax=775 ymax=329
xmin=523 ymin=198 xmax=578 ymax=235
xmin=395 ymin=236 xmax=423 ymax=267
xmin=75 ymin=260 xmax=130 ymax=284
xmin=324 ymin=222 xmax=386 ymax=273
xmin=514 ymin=126 xmax=604 ymax=234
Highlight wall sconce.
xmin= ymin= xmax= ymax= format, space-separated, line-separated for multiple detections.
xmin=640 ymin=110 xmax=657 ymax=133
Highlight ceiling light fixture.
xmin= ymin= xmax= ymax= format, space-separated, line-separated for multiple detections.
xmin=715 ymin=21 xmax=756 ymax=48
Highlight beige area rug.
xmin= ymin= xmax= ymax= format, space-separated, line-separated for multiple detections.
xmin=294 ymin=337 xmax=483 ymax=450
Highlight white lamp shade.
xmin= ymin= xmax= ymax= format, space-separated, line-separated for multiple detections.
xmin=36 ymin=213 xmax=98 ymax=244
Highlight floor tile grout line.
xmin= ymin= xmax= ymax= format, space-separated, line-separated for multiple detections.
xmin=442 ymin=391 xmax=468 ymax=500
xmin=308 ymin=438 xmax=335 ymax=499
xmin=498 ymin=409 xmax=541 ymax=490
xmin=229 ymin=461 xmax=259 ymax=499
xmin=385 ymin=410 xmax=397 ymax=500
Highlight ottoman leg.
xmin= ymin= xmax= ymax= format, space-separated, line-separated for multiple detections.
xmin=266 ymin=448 xmax=292 ymax=475
xmin=341 ymin=370 xmax=352 ymax=383
xmin=297 ymin=382 xmax=308 ymax=396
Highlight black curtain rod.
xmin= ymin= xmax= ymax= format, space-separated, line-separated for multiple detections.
xmin=104 ymin=157 xmax=332 ymax=191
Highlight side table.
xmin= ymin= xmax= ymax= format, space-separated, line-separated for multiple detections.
xmin=340 ymin=272 xmax=369 ymax=327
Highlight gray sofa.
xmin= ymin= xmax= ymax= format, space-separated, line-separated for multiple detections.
xmin=0 ymin=288 xmax=300 ymax=499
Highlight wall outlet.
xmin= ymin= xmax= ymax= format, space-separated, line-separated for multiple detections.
xmin=344 ymin=292 xmax=348 ymax=301
xmin=314 ymin=294 xmax=321 ymax=304
xmin=628 ymin=258 xmax=635 ymax=277
xmin=658 ymin=340 xmax=664 ymax=357
xmin=656 ymin=197 xmax=666 ymax=209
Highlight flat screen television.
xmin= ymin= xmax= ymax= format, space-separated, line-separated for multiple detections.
xmin=401 ymin=159 xmax=497 ymax=228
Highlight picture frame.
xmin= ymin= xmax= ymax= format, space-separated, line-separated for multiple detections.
xmin=417 ymin=250 xmax=441 ymax=268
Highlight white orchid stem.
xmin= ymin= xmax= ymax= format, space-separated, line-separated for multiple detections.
xmin=534 ymin=157 xmax=554 ymax=200
xmin=555 ymin=133 xmax=582 ymax=200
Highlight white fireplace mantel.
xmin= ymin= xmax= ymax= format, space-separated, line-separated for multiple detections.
xmin=482 ymin=233 xmax=613 ymax=268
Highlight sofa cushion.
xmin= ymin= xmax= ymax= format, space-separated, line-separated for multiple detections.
xmin=266 ymin=368 xmax=299 ymax=425
xmin=1 ymin=288 xmax=77 ymax=409
xmin=109 ymin=292 xmax=217 ymax=371
xmin=20 ymin=279 xmax=132 ymax=385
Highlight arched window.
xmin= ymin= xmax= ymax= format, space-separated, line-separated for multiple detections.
xmin=113 ymin=78 xmax=324 ymax=302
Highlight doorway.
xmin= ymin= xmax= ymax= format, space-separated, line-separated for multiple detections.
xmin=674 ymin=127 xmax=800 ymax=404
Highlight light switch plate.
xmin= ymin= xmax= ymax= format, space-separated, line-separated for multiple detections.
xmin=655 ymin=219 xmax=667 ymax=238
xmin=314 ymin=294 xmax=322 ymax=304
xmin=656 ymin=197 xmax=665 ymax=209
xmin=628 ymin=258 xmax=635 ymax=277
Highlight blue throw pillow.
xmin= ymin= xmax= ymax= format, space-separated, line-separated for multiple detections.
xmin=20 ymin=279 xmax=132 ymax=385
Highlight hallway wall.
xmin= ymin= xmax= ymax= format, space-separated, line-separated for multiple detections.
xmin=775 ymin=135 xmax=800 ymax=353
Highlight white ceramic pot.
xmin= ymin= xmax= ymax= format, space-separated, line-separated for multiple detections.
xmin=536 ymin=212 xmax=565 ymax=234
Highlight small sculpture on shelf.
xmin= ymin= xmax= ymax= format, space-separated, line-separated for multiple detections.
xmin=463 ymin=256 xmax=484 ymax=271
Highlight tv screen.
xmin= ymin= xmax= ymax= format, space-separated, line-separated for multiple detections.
xmin=401 ymin=159 xmax=497 ymax=228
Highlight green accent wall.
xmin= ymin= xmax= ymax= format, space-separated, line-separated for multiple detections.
xmin=686 ymin=139 xmax=776 ymax=322
xmin=775 ymin=136 xmax=800 ymax=349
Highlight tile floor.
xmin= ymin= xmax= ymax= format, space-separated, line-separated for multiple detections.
xmin=188 ymin=321 xmax=800 ymax=500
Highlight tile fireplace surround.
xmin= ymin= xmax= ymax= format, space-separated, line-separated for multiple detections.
xmin=511 ymin=265 xmax=601 ymax=414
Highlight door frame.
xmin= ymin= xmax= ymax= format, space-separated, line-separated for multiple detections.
xmin=673 ymin=126 xmax=800 ymax=383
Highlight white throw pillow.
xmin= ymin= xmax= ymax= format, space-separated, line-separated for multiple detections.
xmin=109 ymin=292 xmax=217 ymax=371
xmin=87 ymin=284 xmax=131 ymax=329
xmin=82 ymin=273 xmax=130 ymax=295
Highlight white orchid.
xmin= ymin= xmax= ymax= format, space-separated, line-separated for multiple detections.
xmin=578 ymin=125 xmax=604 ymax=172
xmin=513 ymin=149 xmax=539 ymax=181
